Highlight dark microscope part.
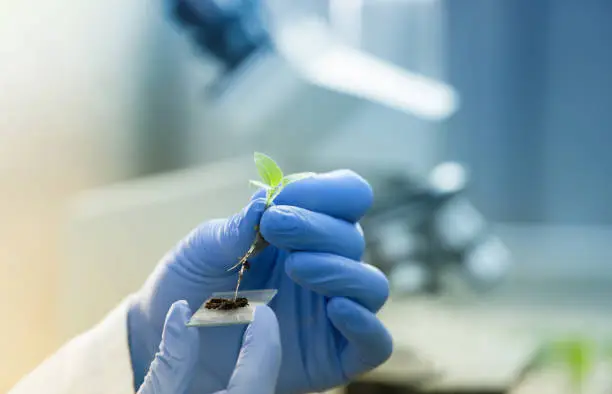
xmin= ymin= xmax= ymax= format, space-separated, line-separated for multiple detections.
xmin=361 ymin=165 xmax=509 ymax=295
xmin=169 ymin=0 xmax=271 ymax=72
xmin=205 ymin=297 xmax=249 ymax=310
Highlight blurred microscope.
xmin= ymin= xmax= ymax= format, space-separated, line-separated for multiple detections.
xmin=362 ymin=162 xmax=512 ymax=296
xmin=166 ymin=0 xmax=458 ymax=174
xmin=165 ymin=0 xmax=510 ymax=295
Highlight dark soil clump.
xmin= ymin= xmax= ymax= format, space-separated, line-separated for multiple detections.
xmin=205 ymin=297 xmax=249 ymax=310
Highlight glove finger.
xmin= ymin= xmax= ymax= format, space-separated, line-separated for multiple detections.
xmin=260 ymin=206 xmax=365 ymax=261
xmin=251 ymin=169 xmax=373 ymax=223
xmin=171 ymin=198 xmax=268 ymax=276
xmin=285 ymin=252 xmax=389 ymax=313
xmin=137 ymin=301 xmax=200 ymax=394
xmin=327 ymin=297 xmax=393 ymax=379
xmin=226 ymin=305 xmax=282 ymax=394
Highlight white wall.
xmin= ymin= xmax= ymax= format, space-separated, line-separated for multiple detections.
xmin=0 ymin=0 xmax=180 ymax=389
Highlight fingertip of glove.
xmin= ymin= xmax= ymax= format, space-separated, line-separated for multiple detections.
xmin=234 ymin=198 xmax=267 ymax=233
xmin=250 ymin=188 xmax=267 ymax=201
xmin=165 ymin=301 xmax=190 ymax=329
xmin=275 ymin=169 xmax=374 ymax=222
xmin=327 ymin=298 xmax=394 ymax=363
xmin=169 ymin=300 xmax=192 ymax=322
xmin=162 ymin=301 xmax=199 ymax=353
xmin=247 ymin=198 xmax=268 ymax=217
xmin=321 ymin=169 xmax=374 ymax=205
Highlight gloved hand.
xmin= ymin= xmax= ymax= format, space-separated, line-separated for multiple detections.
xmin=128 ymin=170 xmax=393 ymax=394
xmin=137 ymin=301 xmax=281 ymax=394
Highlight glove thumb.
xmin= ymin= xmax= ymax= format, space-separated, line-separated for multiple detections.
xmin=137 ymin=301 xmax=199 ymax=394
xmin=220 ymin=305 xmax=282 ymax=394
xmin=173 ymin=197 xmax=268 ymax=275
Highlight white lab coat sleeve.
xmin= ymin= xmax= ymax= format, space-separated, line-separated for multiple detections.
xmin=9 ymin=297 xmax=137 ymax=394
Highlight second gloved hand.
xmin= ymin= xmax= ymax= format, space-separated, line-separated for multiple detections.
xmin=137 ymin=301 xmax=281 ymax=394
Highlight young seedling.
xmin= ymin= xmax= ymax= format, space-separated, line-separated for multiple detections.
xmin=204 ymin=152 xmax=315 ymax=310
xmin=534 ymin=336 xmax=595 ymax=392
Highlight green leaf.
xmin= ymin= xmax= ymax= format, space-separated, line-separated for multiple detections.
xmin=538 ymin=336 xmax=595 ymax=389
xmin=565 ymin=339 xmax=594 ymax=387
xmin=282 ymin=172 xmax=316 ymax=186
xmin=249 ymin=180 xmax=270 ymax=189
xmin=254 ymin=152 xmax=283 ymax=187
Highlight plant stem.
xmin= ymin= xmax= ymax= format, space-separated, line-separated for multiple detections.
xmin=231 ymin=197 xmax=274 ymax=301
xmin=234 ymin=264 xmax=246 ymax=301
xmin=232 ymin=240 xmax=257 ymax=300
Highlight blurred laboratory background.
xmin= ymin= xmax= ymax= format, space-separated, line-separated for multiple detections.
xmin=1 ymin=0 xmax=612 ymax=392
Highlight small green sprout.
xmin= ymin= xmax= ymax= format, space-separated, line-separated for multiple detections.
xmin=534 ymin=336 xmax=595 ymax=391
xmin=229 ymin=152 xmax=315 ymax=299
xmin=531 ymin=334 xmax=612 ymax=392
xmin=250 ymin=152 xmax=315 ymax=207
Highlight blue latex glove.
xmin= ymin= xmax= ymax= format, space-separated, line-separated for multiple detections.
xmin=128 ymin=170 xmax=393 ymax=394
xmin=137 ymin=301 xmax=281 ymax=394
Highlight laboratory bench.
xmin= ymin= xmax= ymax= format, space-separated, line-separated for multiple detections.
xmin=324 ymin=285 xmax=612 ymax=394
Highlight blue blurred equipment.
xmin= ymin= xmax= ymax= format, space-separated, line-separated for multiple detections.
xmin=167 ymin=0 xmax=271 ymax=72
xmin=167 ymin=0 xmax=457 ymax=116
xmin=164 ymin=0 xmax=458 ymax=160
xmin=127 ymin=170 xmax=393 ymax=394
xmin=361 ymin=162 xmax=512 ymax=295
xmin=136 ymin=301 xmax=282 ymax=394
